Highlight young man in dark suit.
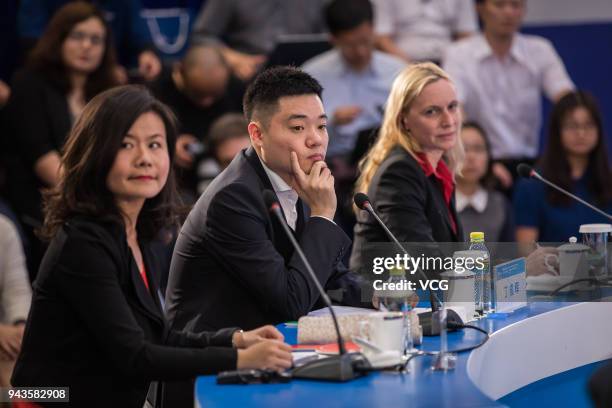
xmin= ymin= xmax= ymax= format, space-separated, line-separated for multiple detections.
xmin=165 ymin=66 xmax=366 ymax=334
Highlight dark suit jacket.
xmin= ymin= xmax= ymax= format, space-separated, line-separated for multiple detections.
xmin=12 ymin=216 xmax=238 ymax=408
xmin=3 ymin=68 xmax=72 ymax=225
xmin=165 ymin=147 xmax=362 ymax=332
xmin=350 ymin=146 xmax=464 ymax=275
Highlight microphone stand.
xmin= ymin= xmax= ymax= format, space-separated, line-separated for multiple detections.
xmin=355 ymin=194 xmax=463 ymax=336
xmin=517 ymin=164 xmax=612 ymax=221
xmin=264 ymin=191 xmax=369 ymax=381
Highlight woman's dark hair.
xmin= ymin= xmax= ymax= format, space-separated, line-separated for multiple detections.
xmin=539 ymin=90 xmax=611 ymax=206
xmin=40 ymin=85 xmax=181 ymax=241
xmin=462 ymin=121 xmax=497 ymax=189
xmin=27 ymin=1 xmax=119 ymax=100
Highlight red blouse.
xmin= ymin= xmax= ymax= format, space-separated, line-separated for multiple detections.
xmin=139 ymin=266 xmax=150 ymax=291
xmin=415 ymin=153 xmax=457 ymax=235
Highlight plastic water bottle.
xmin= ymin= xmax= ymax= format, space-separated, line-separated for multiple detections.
xmin=380 ymin=267 xmax=414 ymax=353
xmin=469 ymin=232 xmax=493 ymax=314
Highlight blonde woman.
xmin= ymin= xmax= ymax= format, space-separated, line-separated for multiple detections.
xmin=350 ymin=62 xmax=464 ymax=273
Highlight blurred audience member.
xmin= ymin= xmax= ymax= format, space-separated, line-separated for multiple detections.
xmin=456 ymin=122 xmax=514 ymax=241
xmin=196 ymin=113 xmax=250 ymax=194
xmin=303 ymin=0 xmax=404 ymax=233
xmin=18 ymin=0 xmax=161 ymax=81
xmin=373 ymin=0 xmax=477 ymax=63
xmin=303 ymin=0 xmax=404 ymax=161
xmin=443 ymin=0 xmax=574 ymax=190
xmin=149 ymin=44 xmax=245 ymax=202
xmin=0 ymin=214 xmax=31 ymax=386
xmin=514 ymin=91 xmax=612 ymax=243
xmin=4 ymin=2 xmax=119 ymax=279
xmin=192 ymin=0 xmax=328 ymax=80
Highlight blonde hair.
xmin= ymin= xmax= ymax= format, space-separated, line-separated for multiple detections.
xmin=355 ymin=62 xmax=464 ymax=198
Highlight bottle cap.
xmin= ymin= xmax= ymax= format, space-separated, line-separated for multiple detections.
xmin=470 ymin=232 xmax=484 ymax=241
xmin=389 ymin=267 xmax=406 ymax=276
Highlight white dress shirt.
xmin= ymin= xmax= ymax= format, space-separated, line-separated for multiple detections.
xmin=259 ymin=156 xmax=336 ymax=229
xmin=260 ymin=159 xmax=299 ymax=230
xmin=373 ymin=0 xmax=478 ymax=62
xmin=443 ymin=33 xmax=574 ymax=159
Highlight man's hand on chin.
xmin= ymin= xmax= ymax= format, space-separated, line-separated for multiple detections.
xmin=289 ymin=151 xmax=336 ymax=220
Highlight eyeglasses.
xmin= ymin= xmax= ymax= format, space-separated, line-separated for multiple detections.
xmin=66 ymin=30 xmax=105 ymax=46
xmin=562 ymin=122 xmax=597 ymax=132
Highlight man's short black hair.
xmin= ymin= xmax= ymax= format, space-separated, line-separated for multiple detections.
xmin=242 ymin=66 xmax=323 ymax=124
xmin=325 ymin=0 xmax=373 ymax=35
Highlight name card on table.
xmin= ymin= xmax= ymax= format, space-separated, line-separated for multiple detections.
xmin=494 ymin=258 xmax=527 ymax=313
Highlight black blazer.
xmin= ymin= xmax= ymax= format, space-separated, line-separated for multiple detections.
xmin=2 ymin=68 xmax=72 ymax=225
xmin=12 ymin=216 xmax=238 ymax=408
xmin=165 ymin=147 xmax=363 ymax=332
xmin=350 ymin=146 xmax=463 ymax=274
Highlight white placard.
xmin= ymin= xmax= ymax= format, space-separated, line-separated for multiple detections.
xmin=493 ymin=258 xmax=527 ymax=313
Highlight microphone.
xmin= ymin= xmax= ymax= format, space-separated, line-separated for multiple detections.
xmin=353 ymin=193 xmax=464 ymax=336
xmin=263 ymin=190 xmax=370 ymax=381
xmin=517 ymin=164 xmax=612 ymax=221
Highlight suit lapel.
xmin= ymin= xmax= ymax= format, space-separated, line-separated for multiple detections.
xmin=129 ymin=245 xmax=164 ymax=325
xmin=428 ymin=175 xmax=459 ymax=241
xmin=296 ymin=198 xmax=309 ymax=237
xmin=245 ymin=147 xmax=295 ymax=261
xmin=449 ymin=192 xmax=462 ymax=240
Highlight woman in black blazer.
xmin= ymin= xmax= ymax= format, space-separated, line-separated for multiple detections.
xmin=350 ymin=62 xmax=465 ymax=275
xmin=11 ymin=86 xmax=292 ymax=407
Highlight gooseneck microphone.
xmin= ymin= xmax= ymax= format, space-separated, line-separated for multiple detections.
xmin=354 ymin=193 xmax=442 ymax=309
xmin=517 ymin=164 xmax=612 ymax=221
xmin=263 ymin=190 xmax=369 ymax=381
xmin=354 ymin=193 xmax=463 ymax=336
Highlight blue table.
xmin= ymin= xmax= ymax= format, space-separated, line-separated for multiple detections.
xmin=195 ymin=302 xmax=612 ymax=407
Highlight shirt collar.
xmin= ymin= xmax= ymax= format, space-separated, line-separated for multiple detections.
xmin=258 ymin=155 xmax=295 ymax=194
xmin=414 ymin=152 xmax=451 ymax=179
xmin=473 ymin=33 xmax=494 ymax=61
xmin=338 ymin=50 xmax=378 ymax=76
xmin=456 ymin=187 xmax=488 ymax=213
xmin=474 ymin=33 xmax=526 ymax=64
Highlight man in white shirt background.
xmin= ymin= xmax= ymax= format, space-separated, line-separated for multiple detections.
xmin=302 ymin=0 xmax=405 ymax=233
xmin=443 ymin=0 xmax=574 ymax=190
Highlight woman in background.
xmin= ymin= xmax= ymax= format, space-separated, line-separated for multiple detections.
xmin=12 ymin=86 xmax=291 ymax=407
xmin=456 ymin=121 xmax=514 ymax=242
xmin=514 ymin=90 xmax=612 ymax=243
xmin=3 ymin=2 xmax=119 ymax=279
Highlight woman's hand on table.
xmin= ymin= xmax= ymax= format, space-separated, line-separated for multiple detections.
xmin=232 ymin=325 xmax=285 ymax=349
xmin=236 ymin=340 xmax=293 ymax=371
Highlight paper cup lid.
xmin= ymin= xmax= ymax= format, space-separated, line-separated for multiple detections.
xmin=579 ymin=224 xmax=612 ymax=233
xmin=558 ymin=242 xmax=590 ymax=252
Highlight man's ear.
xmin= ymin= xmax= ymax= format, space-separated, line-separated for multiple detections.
xmin=248 ymin=121 xmax=263 ymax=148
